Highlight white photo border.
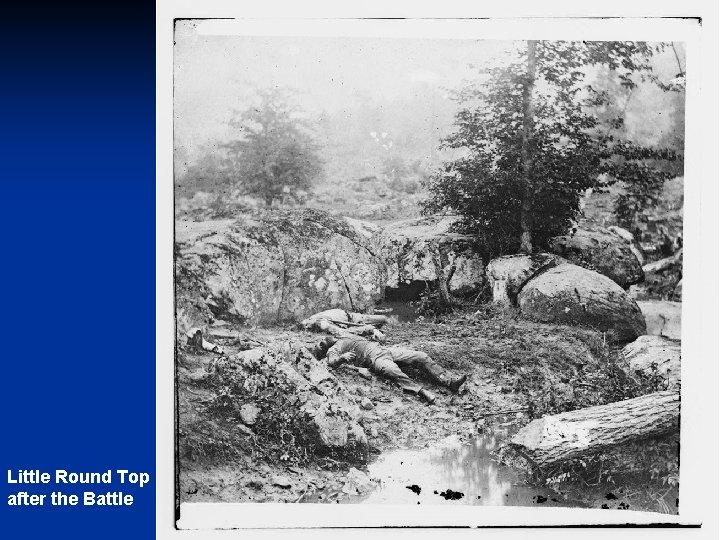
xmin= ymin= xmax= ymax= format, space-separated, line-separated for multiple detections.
xmin=157 ymin=2 xmax=719 ymax=537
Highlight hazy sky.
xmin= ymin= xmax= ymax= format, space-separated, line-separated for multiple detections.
xmin=174 ymin=21 xmax=684 ymax=165
xmin=174 ymin=21 xmax=512 ymax=157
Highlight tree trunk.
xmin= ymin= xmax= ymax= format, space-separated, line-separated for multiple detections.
xmin=431 ymin=245 xmax=456 ymax=308
xmin=436 ymin=266 xmax=454 ymax=308
xmin=510 ymin=390 xmax=680 ymax=468
xmin=519 ymin=40 xmax=537 ymax=254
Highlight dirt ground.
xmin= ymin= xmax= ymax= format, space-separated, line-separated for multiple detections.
xmin=177 ymin=306 xmax=678 ymax=512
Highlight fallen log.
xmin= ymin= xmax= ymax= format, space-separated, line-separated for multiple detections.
xmin=509 ymin=391 xmax=680 ymax=468
xmin=642 ymin=249 xmax=682 ymax=275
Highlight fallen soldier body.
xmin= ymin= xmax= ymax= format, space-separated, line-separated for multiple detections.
xmin=301 ymin=308 xmax=389 ymax=341
xmin=313 ymin=335 xmax=467 ymax=404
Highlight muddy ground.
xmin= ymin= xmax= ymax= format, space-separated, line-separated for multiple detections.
xmin=177 ymin=305 xmax=678 ymax=513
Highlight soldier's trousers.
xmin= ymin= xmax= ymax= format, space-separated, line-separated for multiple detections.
xmin=368 ymin=346 xmax=452 ymax=394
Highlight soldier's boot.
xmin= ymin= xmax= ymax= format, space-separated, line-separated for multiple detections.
xmin=448 ymin=374 xmax=468 ymax=394
xmin=436 ymin=372 xmax=467 ymax=393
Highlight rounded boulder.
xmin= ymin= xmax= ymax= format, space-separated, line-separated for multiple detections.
xmin=518 ymin=263 xmax=646 ymax=341
xmin=622 ymin=335 xmax=680 ymax=390
xmin=547 ymin=227 xmax=644 ymax=288
xmin=486 ymin=253 xmax=565 ymax=305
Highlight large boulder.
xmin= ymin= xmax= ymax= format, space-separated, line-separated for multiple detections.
xmin=175 ymin=210 xmax=387 ymax=326
xmin=518 ymin=263 xmax=647 ymax=341
xmin=373 ymin=216 xmax=485 ymax=297
xmin=622 ymin=335 xmax=680 ymax=390
xmin=210 ymin=344 xmax=368 ymax=459
xmin=486 ymin=253 xmax=565 ymax=305
xmin=547 ymin=227 xmax=644 ymax=288
xmin=636 ymin=300 xmax=682 ymax=340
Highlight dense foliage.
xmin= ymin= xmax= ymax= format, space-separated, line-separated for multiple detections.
xmin=423 ymin=41 xmax=680 ymax=256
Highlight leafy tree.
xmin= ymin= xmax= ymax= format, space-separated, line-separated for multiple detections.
xmin=223 ymin=88 xmax=323 ymax=206
xmin=612 ymin=45 xmax=685 ymax=230
xmin=178 ymin=151 xmax=233 ymax=197
xmin=423 ymin=41 xmax=679 ymax=256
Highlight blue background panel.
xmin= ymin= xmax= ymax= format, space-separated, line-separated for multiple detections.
xmin=0 ymin=2 xmax=156 ymax=538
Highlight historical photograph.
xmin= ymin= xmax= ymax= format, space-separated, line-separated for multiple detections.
xmin=174 ymin=21 xmax=685 ymax=515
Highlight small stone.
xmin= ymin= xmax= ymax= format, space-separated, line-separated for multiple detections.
xmin=308 ymin=365 xmax=334 ymax=386
xmin=463 ymin=404 xmax=474 ymax=410
xmin=272 ymin=475 xmax=292 ymax=488
xmin=186 ymin=368 xmax=208 ymax=382
xmin=360 ymin=398 xmax=374 ymax=410
xmin=237 ymin=424 xmax=254 ymax=436
xmin=342 ymin=468 xmax=374 ymax=495
xmin=240 ymin=403 xmax=261 ymax=426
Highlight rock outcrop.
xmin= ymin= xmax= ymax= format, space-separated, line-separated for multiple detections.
xmin=547 ymin=227 xmax=644 ymax=288
xmin=210 ymin=344 xmax=368 ymax=459
xmin=485 ymin=253 xmax=565 ymax=305
xmin=518 ymin=263 xmax=647 ymax=341
xmin=175 ymin=210 xmax=386 ymax=326
xmin=637 ymin=300 xmax=682 ymax=340
xmin=372 ymin=216 xmax=485 ymax=297
xmin=622 ymin=335 xmax=681 ymax=390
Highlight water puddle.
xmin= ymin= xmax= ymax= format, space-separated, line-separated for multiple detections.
xmin=353 ymin=434 xmax=581 ymax=506
xmin=305 ymin=425 xmax=586 ymax=507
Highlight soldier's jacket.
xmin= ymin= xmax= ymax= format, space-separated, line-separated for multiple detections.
xmin=325 ymin=336 xmax=384 ymax=368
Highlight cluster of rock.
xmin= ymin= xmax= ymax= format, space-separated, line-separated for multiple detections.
xmin=638 ymin=248 xmax=683 ymax=301
xmin=547 ymin=226 xmax=645 ymax=288
xmin=175 ymin=210 xmax=386 ymax=327
xmin=371 ymin=216 xmax=485 ymax=297
xmin=210 ymin=343 xmax=368 ymax=459
xmin=487 ymin=253 xmax=646 ymax=342
xmin=485 ymin=253 xmax=563 ymax=305
xmin=175 ymin=208 xmax=684 ymax=471
xmin=175 ymin=209 xmax=678 ymax=342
